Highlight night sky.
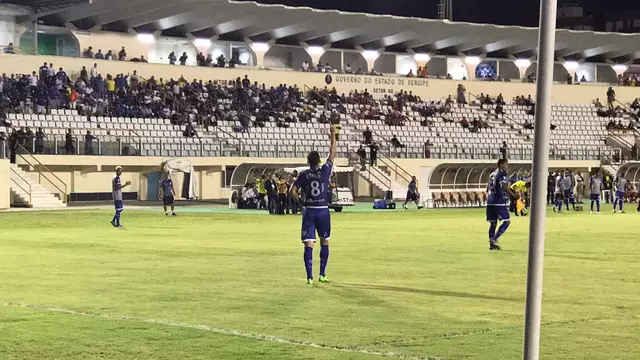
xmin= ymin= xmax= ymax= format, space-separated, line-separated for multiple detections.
xmin=240 ymin=0 xmax=640 ymax=28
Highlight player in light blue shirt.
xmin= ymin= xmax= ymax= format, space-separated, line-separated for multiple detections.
xmin=111 ymin=166 xmax=131 ymax=227
xmin=486 ymin=159 xmax=519 ymax=250
xmin=290 ymin=125 xmax=337 ymax=285
xmin=613 ymin=174 xmax=627 ymax=213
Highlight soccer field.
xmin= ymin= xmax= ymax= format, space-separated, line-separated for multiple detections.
xmin=1 ymin=205 xmax=638 ymax=360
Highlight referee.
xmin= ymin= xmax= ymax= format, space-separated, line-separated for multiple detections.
xmin=509 ymin=179 xmax=529 ymax=216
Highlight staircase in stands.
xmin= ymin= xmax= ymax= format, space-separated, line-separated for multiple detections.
xmin=354 ymin=162 xmax=407 ymax=199
xmin=9 ymin=164 xmax=66 ymax=209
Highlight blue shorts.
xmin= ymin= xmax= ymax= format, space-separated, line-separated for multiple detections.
xmin=486 ymin=205 xmax=510 ymax=222
xmin=615 ymin=190 xmax=625 ymax=199
xmin=114 ymin=200 xmax=123 ymax=211
xmin=163 ymin=195 xmax=174 ymax=205
xmin=590 ymin=194 xmax=600 ymax=201
xmin=563 ymin=190 xmax=573 ymax=199
xmin=301 ymin=207 xmax=331 ymax=242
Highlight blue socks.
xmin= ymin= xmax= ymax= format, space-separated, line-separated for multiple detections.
xmin=112 ymin=209 xmax=122 ymax=226
xmin=488 ymin=222 xmax=497 ymax=241
xmin=495 ymin=221 xmax=510 ymax=240
xmin=303 ymin=247 xmax=313 ymax=280
xmin=320 ymin=245 xmax=329 ymax=277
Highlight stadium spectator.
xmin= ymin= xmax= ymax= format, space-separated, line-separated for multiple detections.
xmin=391 ymin=134 xmax=404 ymax=148
xmin=500 ymin=141 xmax=508 ymax=159
xmin=85 ymin=130 xmax=95 ymax=155
xmin=607 ymin=87 xmax=616 ymax=109
xmin=179 ymin=52 xmax=188 ymax=65
xmin=95 ymin=49 xmax=104 ymax=59
xmin=168 ymin=51 xmax=177 ymax=65
xmin=369 ymin=142 xmax=379 ymax=166
xmin=35 ymin=128 xmax=45 ymax=154
xmin=357 ymin=145 xmax=367 ymax=170
xmin=301 ymin=61 xmax=309 ymax=71
xmin=345 ymin=63 xmax=352 ymax=73
xmin=4 ymin=42 xmax=14 ymax=54
xmin=216 ymin=54 xmax=226 ymax=67
xmin=118 ymin=47 xmax=127 ymax=61
xmin=65 ymin=129 xmax=75 ymax=155
xmin=82 ymin=46 xmax=94 ymax=58
xmin=8 ymin=129 xmax=18 ymax=163
xmin=105 ymin=50 xmax=114 ymax=60
xmin=456 ymin=84 xmax=467 ymax=106
xmin=362 ymin=126 xmax=373 ymax=145
xmin=407 ymin=69 xmax=415 ymax=77
xmin=460 ymin=117 xmax=469 ymax=129
xmin=183 ymin=122 xmax=197 ymax=138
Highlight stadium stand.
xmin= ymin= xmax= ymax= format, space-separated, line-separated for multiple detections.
xmin=0 ymin=63 xmax=623 ymax=163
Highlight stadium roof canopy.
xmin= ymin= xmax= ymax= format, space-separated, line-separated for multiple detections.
xmin=22 ymin=0 xmax=640 ymax=64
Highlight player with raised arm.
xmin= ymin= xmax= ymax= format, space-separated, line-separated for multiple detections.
xmin=486 ymin=159 xmax=519 ymax=251
xmin=290 ymin=125 xmax=337 ymax=285
xmin=590 ymin=171 xmax=603 ymax=214
xmin=111 ymin=166 xmax=131 ymax=227
xmin=613 ymin=173 xmax=627 ymax=213
xmin=160 ymin=176 xmax=177 ymax=216
xmin=403 ymin=176 xmax=423 ymax=210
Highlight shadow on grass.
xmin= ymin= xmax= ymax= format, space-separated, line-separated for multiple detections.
xmin=333 ymin=283 xmax=520 ymax=303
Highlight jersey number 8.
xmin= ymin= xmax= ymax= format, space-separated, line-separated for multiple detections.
xmin=310 ymin=180 xmax=322 ymax=197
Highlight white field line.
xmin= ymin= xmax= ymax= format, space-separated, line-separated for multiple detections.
xmin=2 ymin=302 xmax=446 ymax=360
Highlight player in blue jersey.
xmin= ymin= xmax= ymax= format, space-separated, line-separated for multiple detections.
xmin=486 ymin=159 xmax=519 ymax=251
xmin=589 ymin=172 xmax=603 ymax=214
xmin=111 ymin=166 xmax=131 ymax=227
xmin=613 ymin=173 xmax=627 ymax=213
xmin=562 ymin=170 xmax=575 ymax=211
xmin=290 ymin=125 xmax=337 ymax=285
xmin=160 ymin=176 xmax=177 ymax=216
xmin=403 ymin=176 xmax=423 ymax=210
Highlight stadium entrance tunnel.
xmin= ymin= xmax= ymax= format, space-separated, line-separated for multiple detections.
xmin=428 ymin=163 xmax=532 ymax=193
xmin=616 ymin=162 xmax=640 ymax=183
xmin=425 ymin=162 xmax=532 ymax=208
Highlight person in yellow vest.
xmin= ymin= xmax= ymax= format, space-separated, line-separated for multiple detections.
xmin=510 ymin=180 xmax=530 ymax=216
xmin=277 ymin=175 xmax=289 ymax=215
xmin=256 ymin=175 xmax=267 ymax=210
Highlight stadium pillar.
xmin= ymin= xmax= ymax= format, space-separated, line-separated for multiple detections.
xmin=248 ymin=41 xmax=273 ymax=68
xmin=463 ymin=56 xmax=481 ymax=80
xmin=514 ymin=60 xmax=532 ymax=81
xmin=523 ymin=0 xmax=557 ymax=359
xmin=611 ymin=64 xmax=628 ymax=80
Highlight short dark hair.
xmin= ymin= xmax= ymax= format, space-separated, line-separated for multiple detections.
xmin=307 ymin=151 xmax=321 ymax=169
xmin=497 ymin=159 xmax=508 ymax=167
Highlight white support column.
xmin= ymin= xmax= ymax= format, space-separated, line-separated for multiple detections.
xmin=463 ymin=56 xmax=481 ymax=80
xmin=612 ymin=64 xmax=628 ymax=82
xmin=515 ymin=59 xmax=533 ymax=81
xmin=246 ymin=40 xmax=273 ymax=68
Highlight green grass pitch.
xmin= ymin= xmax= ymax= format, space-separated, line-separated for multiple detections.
xmin=1 ymin=205 xmax=639 ymax=360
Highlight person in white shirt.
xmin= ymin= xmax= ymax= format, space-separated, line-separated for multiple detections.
xmin=28 ymin=72 xmax=38 ymax=88
xmin=90 ymin=63 xmax=98 ymax=78
xmin=301 ymin=61 xmax=309 ymax=72
xmin=47 ymin=63 xmax=55 ymax=77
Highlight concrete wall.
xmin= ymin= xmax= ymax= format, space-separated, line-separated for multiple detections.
xmin=0 ymin=159 xmax=9 ymax=209
xmin=12 ymin=154 xmax=603 ymax=202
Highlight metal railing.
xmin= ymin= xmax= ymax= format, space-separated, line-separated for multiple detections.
xmin=16 ymin=144 xmax=68 ymax=203
xmin=350 ymin=150 xmax=392 ymax=191
xmin=215 ymin=126 xmax=248 ymax=156
xmin=375 ymin=152 xmax=413 ymax=187
xmin=9 ymin=166 xmax=32 ymax=206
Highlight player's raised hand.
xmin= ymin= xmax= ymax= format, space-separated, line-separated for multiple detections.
xmin=125 ymin=180 xmax=132 ymax=186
